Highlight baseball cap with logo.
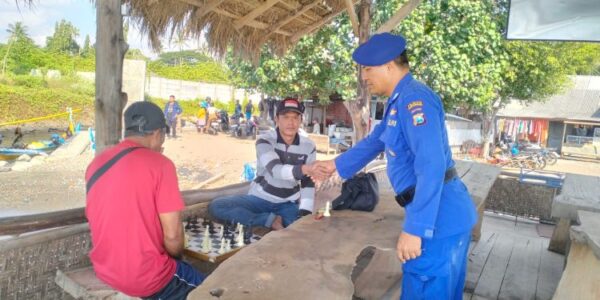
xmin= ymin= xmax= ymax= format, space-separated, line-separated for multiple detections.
xmin=124 ymin=101 xmax=167 ymax=134
xmin=277 ymin=98 xmax=305 ymax=115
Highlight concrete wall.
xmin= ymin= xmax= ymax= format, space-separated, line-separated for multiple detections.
xmin=77 ymin=59 xmax=260 ymax=105
xmin=144 ymin=76 xmax=261 ymax=103
xmin=78 ymin=59 xmax=146 ymax=106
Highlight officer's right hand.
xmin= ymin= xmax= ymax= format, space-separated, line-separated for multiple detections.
xmin=396 ymin=231 xmax=422 ymax=263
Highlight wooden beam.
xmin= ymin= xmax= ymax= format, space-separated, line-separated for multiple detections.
xmin=234 ymin=0 xmax=281 ymax=30
xmin=95 ymin=0 xmax=128 ymax=154
xmin=0 ymin=183 xmax=251 ymax=235
xmin=291 ymin=6 xmax=348 ymax=42
xmin=279 ymin=0 xmax=320 ymax=22
xmin=178 ymin=0 xmax=226 ymax=18
xmin=258 ymin=0 xmax=321 ymax=45
xmin=375 ymin=0 xmax=421 ymax=33
xmin=213 ymin=8 xmax=292 ymax=36
xmin=344 ymin=0 xmax=360 ymax=37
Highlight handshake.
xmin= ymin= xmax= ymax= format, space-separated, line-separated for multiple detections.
xmin=301 ymin=160 xmax=337 ymax=182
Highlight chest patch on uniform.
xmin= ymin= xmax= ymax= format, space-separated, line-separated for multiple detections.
xmin=407 ymin=101 xmax=423 ymax=110
xmin=387 ymin=119 xmax=397 ymax=127
xmin=390 ymin=108 xmax=397 ymax=116
xmin=412 ymin=113 xmax=426 ymax=126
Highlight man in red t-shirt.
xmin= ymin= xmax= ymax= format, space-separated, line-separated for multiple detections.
xmin=86 ymin=102 xmax=204 ymax=299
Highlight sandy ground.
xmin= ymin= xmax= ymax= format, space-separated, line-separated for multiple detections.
xmin=0 ymin=126 xmax=337 ymax=216
xmin=1 ymin=126 xmax=599 ymax=217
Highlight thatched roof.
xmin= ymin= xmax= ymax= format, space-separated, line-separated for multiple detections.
xmin=125 ymin=0 xmax=359 ymax=59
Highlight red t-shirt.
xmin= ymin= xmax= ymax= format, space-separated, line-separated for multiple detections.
xmin=85 ymin=140 xmax=184 ymax=297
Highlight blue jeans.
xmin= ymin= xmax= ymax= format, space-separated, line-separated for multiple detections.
xmin=208 ymin=194 xmax=299 ymax=228
xmin=400 ymin=232 xmax=471 ymax=300
xmin=143 ymin=260 xmax=205 ymax=300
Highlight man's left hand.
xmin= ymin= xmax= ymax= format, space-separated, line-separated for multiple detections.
xmin=396 ymin=231 xmax=422 ymax=263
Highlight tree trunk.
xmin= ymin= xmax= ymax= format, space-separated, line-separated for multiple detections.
xmin=481 ymin=109 xmax=498 ymax=158
xmin=345 ymin=0 xmax=372 ymax=143
xmin=95 ymin=0 xmax=128 ymax=155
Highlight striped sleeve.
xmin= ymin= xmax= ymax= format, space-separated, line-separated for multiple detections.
xmin=256 ymin=138 xmax=298 ymax=181
xmin=299 ymin=145 xmax=316 ymax=212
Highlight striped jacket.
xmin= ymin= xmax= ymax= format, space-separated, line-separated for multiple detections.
xmin=249 ymin=129 xmax=316 ymax=212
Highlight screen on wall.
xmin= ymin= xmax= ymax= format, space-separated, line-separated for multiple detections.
xmin=506 ymin=0 xmax=600 ymax=42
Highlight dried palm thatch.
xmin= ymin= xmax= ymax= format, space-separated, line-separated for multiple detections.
xmin=124 ymin=0 xmax=358 ymax=59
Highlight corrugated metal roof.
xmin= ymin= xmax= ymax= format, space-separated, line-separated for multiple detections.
xmin=497 ymin=76 xmax=600 ymax=122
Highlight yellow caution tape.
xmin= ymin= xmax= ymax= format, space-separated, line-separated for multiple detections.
xmin=0 ymin=109 xmax=82 ymax=127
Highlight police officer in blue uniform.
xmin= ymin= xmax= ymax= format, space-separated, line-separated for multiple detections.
xmin=316 ymin=33 xmax=478 ymax=299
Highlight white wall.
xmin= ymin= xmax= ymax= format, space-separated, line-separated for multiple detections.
xmin=446 ymin=120 xmax=482 ymax=147
xmin=144 ymin=76 xmax=261 ymax=103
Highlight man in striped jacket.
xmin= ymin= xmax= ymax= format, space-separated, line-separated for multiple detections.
xmin=209 ymin=98 xmax=323 ymax=230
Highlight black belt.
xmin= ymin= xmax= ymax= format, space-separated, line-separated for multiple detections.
xmin=395 ymin=167 xmax=458 ymax=207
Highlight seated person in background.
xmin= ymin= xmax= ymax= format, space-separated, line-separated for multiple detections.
xmin=209 ymin=98 xmax=327 ymax=230
xmin=85 ymin=102 xmax=204 ymax=300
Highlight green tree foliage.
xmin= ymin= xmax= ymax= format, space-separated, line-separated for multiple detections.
xmin=227 ymin=19 xmax=355 ymax=103
xmin=81 ymin=34 xmax=93 ymax=57
xmin=46 ymin=20 xmax=80 ymax=55
xmin=148 ymin=53 xmax=231 ymax=84
xmin=158 ymin=50 xmax=212 ymax=66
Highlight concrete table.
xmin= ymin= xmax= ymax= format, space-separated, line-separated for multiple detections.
xmin=549 ymin=174 xmax=600 ymax=254
xmin=552 ymin=210 xmax=600 ymax=300
xmin=188 ymin=162 xmax=499 ymax=299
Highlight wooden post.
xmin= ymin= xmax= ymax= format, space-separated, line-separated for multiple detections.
xmin=95 ymin=0 xmax=128 ymax=155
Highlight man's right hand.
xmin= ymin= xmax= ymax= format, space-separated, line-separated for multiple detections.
xmin=302 ymin=162 xmax=333 ymax=181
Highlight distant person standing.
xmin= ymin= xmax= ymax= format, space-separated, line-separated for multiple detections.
xmin=234 ymin=100 xmax=242 ymax=119
xmin=312 ymin=118 xmax=321 ymax=134
xmin=245 ymin=100 xmax=254 ymax=122
xmin=164 ymin=95 xmax=182 ymax=138
xmin=268 ymin=98 xmax=276 ymax=121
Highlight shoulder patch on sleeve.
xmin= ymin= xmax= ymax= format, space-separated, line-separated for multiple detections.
xmin=407 ymin=100 xmax=423 ymax=111
xmin=412 ymin=113 xmax=426 ymax=126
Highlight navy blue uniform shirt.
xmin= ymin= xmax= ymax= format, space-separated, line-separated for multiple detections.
xmin=335 ymin=73 xmax=477 ymax=239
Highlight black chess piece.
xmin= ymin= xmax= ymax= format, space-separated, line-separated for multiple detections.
xmin=202 ymin=218 xmax=211 ymax=228
xmin=184 ymin=217 xmax=193 ymax=230
xmin=189 ymin=217 xmax=198 ymax=225
xmin=208 ymin=221 xmax=217 ymax=234
xmin=244 ymin=226 xmax=253 ymax=245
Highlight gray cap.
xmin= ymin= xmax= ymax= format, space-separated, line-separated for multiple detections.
xmin=124 ymin=101 xmax=167 ymax=133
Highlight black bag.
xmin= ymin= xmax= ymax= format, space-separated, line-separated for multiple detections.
xmin=331 ymin=172 xmax=379 ymax=212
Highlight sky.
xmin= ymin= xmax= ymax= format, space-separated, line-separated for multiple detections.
xmin=0 ymin=0 xmax=202 ymax=58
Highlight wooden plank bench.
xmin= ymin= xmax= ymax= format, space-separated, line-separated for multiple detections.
xmin=553 ymin=210 xmax=600 ymax=300
xmin=549 ymin=174 xmax=600 ymax=254
xmin=54 ymin=267 xmax=138 ymax=300
xmin=307 ymin=133 xmax=338 ymax=155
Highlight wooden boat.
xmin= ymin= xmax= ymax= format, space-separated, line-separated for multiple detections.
xmin=0 ymin=148 xmax=48 ymax=161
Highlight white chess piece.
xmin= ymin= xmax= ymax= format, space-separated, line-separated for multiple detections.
xmin=237 ymin=225 xmax=245 ymax=247
xmin=324 ymin=201 xmax=331 ymax=217
xmin=218 ymin=238 xmax=226 ymax=254
xmin=218 ymin=225 xmax=224 ymax=239
xmin=224 ymin=239 xmax=231 ymax=252
xmin=201 ymin=225 xmax=211 ymax=252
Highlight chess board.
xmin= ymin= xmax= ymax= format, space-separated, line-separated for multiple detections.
xmin=183 ymin=217 xmax=261 ymax=263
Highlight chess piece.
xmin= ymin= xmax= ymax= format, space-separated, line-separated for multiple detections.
xmin=236 ymin=225 xmax=245 ymax=247
xmin=218 ymin=225 xmax=224 ymax=239
xmin=244 ymin=226 xmax=253 ymax=245
xmin=224 ymin=239 xmax=231 ymax=252
xmin=324 ymin=201 xmax=331 ymax=217
xmin=201 ymin=225 xmax=211 ymax=252
xmin=218 ymin=238 xmax=226 ymax=254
